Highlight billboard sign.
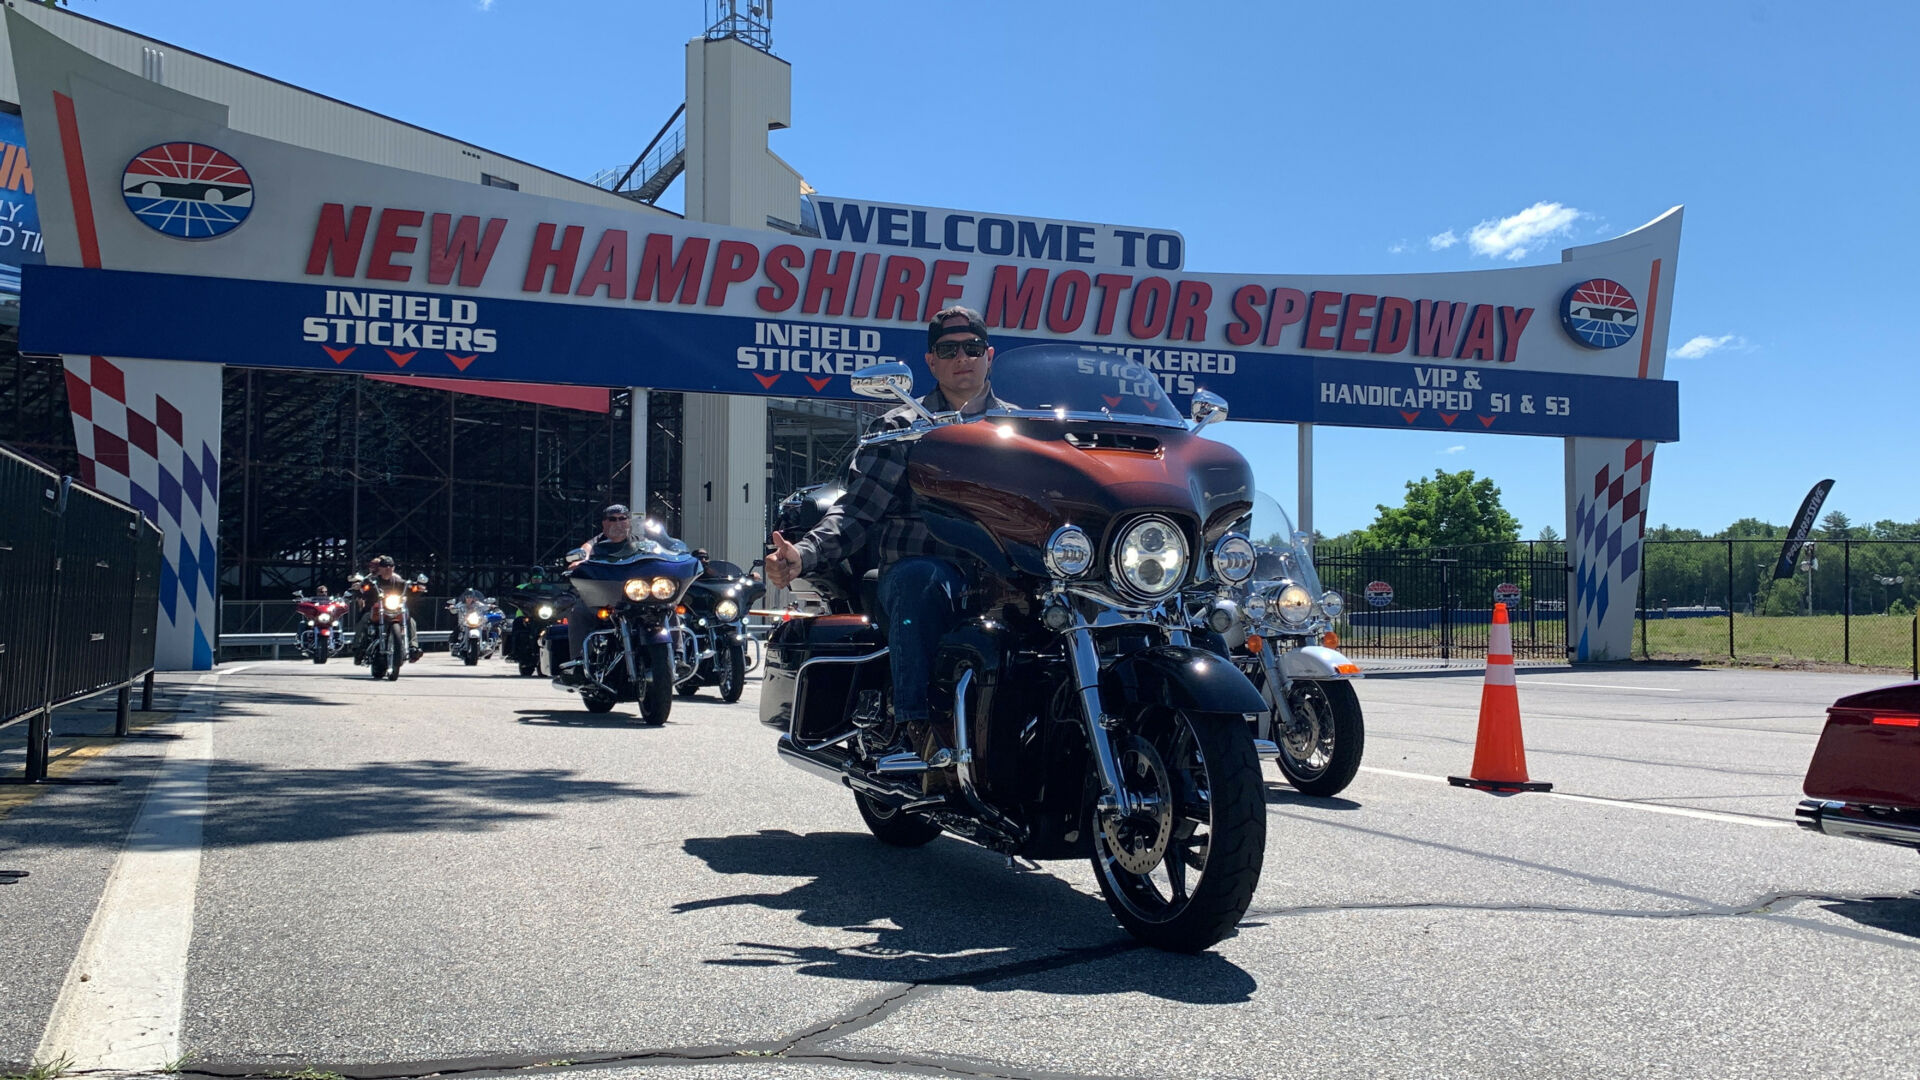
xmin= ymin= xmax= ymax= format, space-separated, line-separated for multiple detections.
xmin=8 ymin=13 xmax=1682 ymax=442
xmin=0 ymin=109 xmax=44 ymax=327
xmin=809 ymin=194 xmax=1186 ymax=270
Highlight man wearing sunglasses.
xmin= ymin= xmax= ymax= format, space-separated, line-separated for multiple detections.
xmin=765 ymin=306 xmax=1010 ymax=777
xmin=556 ymin=503 xmax=651 ymax=686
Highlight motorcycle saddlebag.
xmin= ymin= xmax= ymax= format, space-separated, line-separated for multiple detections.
xmin=1803 ymin=682 xmax=1920 ymax=808
xmin=760 ymin=614 xmax=886 ymax=740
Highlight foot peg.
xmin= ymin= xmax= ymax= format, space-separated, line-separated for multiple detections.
xmin=874 ymin=752 xmax=931 ymax=775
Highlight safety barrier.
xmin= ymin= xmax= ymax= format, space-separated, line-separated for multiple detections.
xmin=0 ymin=443 xmax=164 ymax=782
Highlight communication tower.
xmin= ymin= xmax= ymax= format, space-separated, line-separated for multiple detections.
xmin=706 ymin=0 xmax=773 ymax=54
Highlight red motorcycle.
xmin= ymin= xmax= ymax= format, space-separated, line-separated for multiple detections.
xmin=294 ymin=592 xmax=351 ymax=664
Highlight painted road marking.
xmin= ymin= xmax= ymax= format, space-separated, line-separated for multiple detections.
xmin=35 ymin=675 xmax=214 ymax=1071
xmin=1520 ymin=680 xmax=1682 ymax=692
xmin=1356 ymin=766 xmax=1790 ymax=828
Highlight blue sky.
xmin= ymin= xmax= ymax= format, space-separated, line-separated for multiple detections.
xmin=74 ymin=0 xmax=1920 ymax=537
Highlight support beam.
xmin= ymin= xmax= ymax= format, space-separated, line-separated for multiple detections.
xmin=630 ymin=388 xmax=649 ymax=516
xmin=1296 ymin=423 xmax=1313 ymax=537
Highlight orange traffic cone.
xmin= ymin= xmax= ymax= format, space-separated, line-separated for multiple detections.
xmin=1447 ymin=603 xmax=1552 ymax=793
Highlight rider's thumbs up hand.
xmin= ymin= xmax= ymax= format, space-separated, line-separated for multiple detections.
xmin=767 ymin=531 xmax=801 ymax=589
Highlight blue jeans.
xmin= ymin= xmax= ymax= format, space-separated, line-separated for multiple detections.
xmin=876 ymin=557 xmax=967 ymax=724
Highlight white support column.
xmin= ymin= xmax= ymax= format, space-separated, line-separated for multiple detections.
xmin=1296 ymin=423 xmax=1314 ymax=537
xmin=629 ymin=387 xmax=648 ymax=516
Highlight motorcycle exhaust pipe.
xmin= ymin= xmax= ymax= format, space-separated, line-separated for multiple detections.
xmin=776 ymin=734 xmax=922 ymax=808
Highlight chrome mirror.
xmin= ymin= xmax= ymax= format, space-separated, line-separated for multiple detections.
xmin=852 ymin=362 xmax=915 ymax=402
xmin=1190 ymin=390 xmax=1228 ymax=433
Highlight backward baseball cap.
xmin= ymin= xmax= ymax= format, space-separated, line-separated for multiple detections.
xmin=927 ymin=306 xmax=989 ymax=349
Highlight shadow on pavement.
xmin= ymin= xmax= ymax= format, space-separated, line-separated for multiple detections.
xmin=676 ymin=829 xmax=1257 ymax=1003
xmin=1263 ymin=784 xmax=1362 ymax=811
xmin=1818 ymin=894 xmax=1920 ymax=940
xmin=1 ymin=758 xmax=683 ymax=851
xmin=514 ymin=709 xmax=673 ymax=728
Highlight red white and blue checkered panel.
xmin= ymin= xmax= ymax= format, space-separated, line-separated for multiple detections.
xmin=1572 ymin=437 xmax=1656 ymax=660
xmin=62 ymin=355 xmax=222 ymax=669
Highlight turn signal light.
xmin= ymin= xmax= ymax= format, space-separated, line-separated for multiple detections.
xmin=1334 ymin=663 xmax=1361 ymax=674
xmin=1321 ymin=632 xmax=1340 ymax=648
xmin=676 ymin=605 xmax=688 ymax=615
xmin=1245 ymin=635 xmax=1264 ymax=654
xmin=595 ymin=607 xmax=612 ymax=620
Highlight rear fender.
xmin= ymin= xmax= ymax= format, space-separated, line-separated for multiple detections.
xmin=1100 ymin=645 xmax=1266 ymax=716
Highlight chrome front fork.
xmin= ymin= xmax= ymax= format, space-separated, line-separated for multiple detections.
xmin=1066 ymin=626 xmax=1132 ymax=818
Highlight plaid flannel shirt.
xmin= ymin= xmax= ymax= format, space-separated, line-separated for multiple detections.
xmin=792 ymin=385 xmax=1007 ymax=577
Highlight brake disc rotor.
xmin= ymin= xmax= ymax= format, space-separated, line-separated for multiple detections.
xmin=1103 ymin=734 xmax=1175 ymax=875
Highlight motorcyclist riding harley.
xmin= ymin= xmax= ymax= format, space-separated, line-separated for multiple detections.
xmin=555 ymin=503 xmax=670 ymax=686
xmin=765 ymin=306 xmax=1008 ymax=766
xmin=352 ymin=555 xmax=421 ymax=663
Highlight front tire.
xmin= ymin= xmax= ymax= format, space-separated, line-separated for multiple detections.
xmin=386 ymin=626 xmax=404 ymax=681
xmin=1276 ymin=680 xmax=1365 ymax=798
xmin=463 ymin=647 xmax=479 ymax=667
xmin=718 ymin=641 xmax=746 ymax=703
xmin=518 ymin=657 xmax=538 ymax=677
xmin=855 ymin=792 xmax=942 ymax=847
xmin=1090 ymin=709 xmax=1266 ymax=953
xmin=640 ymin=641 xmax=673 ymax=725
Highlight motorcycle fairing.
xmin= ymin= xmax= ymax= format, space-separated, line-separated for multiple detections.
xmin=1100 ymin=645 xmax=1268 ymax=716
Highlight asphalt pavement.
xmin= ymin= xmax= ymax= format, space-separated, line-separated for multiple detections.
xmin=2 ymin=657 xmax=1916 ymax=1080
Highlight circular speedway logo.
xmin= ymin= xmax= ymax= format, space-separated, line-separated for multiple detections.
xmin=1559 ymin=278 xmax=1639 ymax=349
xmin=121 ymin=143 xmax=254 ymax=239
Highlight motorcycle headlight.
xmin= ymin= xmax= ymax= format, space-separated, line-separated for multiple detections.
xmin=317 ymin=612 xmax=332 ymax=624
xmin=537 ymin=604 xmax=554 ymax=620
xmin=1320 ymin=590 xmax=1345 ymax=618
xmin=1111 ymin=515 xmax=1188 ymax=601
xmin=650 ymin=577 xmax=677 ymax=601
xmin=1210 ymin=534 xmax=1255 ymax=585
xmin=1044 ymin=526 xmax=1094 ymax=578
xmin=1244 ymin=590 xmax=1269 ymax=622
xmin=1274 ymin=584 xmax=1313 ymax=629
xmin=623 ymin=579 xmax=649 ymax=602
xmin=383 ymin=594 xmax=402 ymax=611
xmin=715 ymin=598 xmax=739 ymax=621
xmin=465 ymin=612 xmax=482 ymax=627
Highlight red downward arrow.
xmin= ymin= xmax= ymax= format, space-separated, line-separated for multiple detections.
xmin=1478 ymin=415 xmax=1497 ymax=428
xmin=445 ymin=352 xmax=478 ymax=372
xmin=753 ymin=373 xmax=781 ymax=389
xmin=1439 ymin=413 xmax=1459 ymax=426
xmin=1141 ymin=399 xmax=1158 ymax=412
xmin=1399 ymin=410 xmax=1421 ymax=424
xmin=323 ymin=346 xmax=354 ymax=364
xmin=806 ymin=376 xmax=832 ymax=392
xmin=1103 ymin=394 xmax=1122 ymax=408
xmin=386 ymin=350 xmax=416 ymax=367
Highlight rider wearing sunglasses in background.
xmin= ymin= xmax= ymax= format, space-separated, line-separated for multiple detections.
xmin=556 ymin=503 xmax=656 ymax=686
xmin=764 ymin=306 xmax=1011 ymax=774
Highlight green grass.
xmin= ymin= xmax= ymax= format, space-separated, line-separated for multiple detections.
xmin=1640 ymin=614 xmax=1919 ymax=670
xmin=2 ymin=1057 xmax=74 ymax=1080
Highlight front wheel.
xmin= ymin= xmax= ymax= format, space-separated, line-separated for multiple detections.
xmin=1276 ymin=680 xmax=1365 ymax=798
xmin=717 ymin=641 xmax=746 ymax=703
xmin=463 ymin=645 xmax=479 ymax=667
xmin=855 ymin=792 xmax=941 ymax=847
xmin=386 ymin=625 xmax=404 ymax=681
xmin=518 ymin=656 xmax=538 ymax=677
xmin=1090 ymin=709 xmax=1266 ymax=953
xmin=640 ymin=641 xmax=673 ymax=725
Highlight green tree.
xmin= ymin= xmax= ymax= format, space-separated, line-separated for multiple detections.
xmin=1536 ymin=525 xmax=1562 ymax=543
xmin=1820 ymin=510 xmax=1853 ymax=538
xmin=1354 ymin=469 xmax=1520 ymax=551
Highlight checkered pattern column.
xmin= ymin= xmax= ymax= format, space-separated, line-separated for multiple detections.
xmin=1569 ymin=437 xmax=1656 ymax=661
xmin=62 ymin=355 xmax=222 ymax=670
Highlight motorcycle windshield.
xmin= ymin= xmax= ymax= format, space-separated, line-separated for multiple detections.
xmin=1251 ymin=491 xmax=1323 ymax=597
xmin=982 ymin=345 xmax=1187 ymax=429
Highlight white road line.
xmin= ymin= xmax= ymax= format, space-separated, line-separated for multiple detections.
xmin=1519 ymin=680 xmax=1682 ymax=692
xmin=36 ymin=674 xmax=215 ymax=1070
xmin=1356 ymin=765 xmax=1790 ymax=828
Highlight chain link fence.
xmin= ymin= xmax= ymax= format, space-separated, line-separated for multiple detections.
xmin=1637 ymin=539 xmax=1920 ymax=674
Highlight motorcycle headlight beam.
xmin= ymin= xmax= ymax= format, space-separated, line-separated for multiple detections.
xmin=715 ymin=598 xmax=740 ymax=621
xmin=623 ymin=579 xmax=649 ymax=602
xmin=465 ymin=612 xmax=483 ymax=627
xmin=317 ymin=613 xmax=331 ymax=624
xmin=1111 ymin=515 xmax=1188 ymax=602
xmin=537 ymin=605 xmax=554 ymax=620
xmin=382 ymin=594 xmax=402 ymax=612
xmin=1210 ymin=534 xmax=1256 ymax=585
xmin=650 ymin=577 xmax=677 ymax=601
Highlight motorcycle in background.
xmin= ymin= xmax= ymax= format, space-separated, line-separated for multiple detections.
xmin=1219 ymin=492 xmax=1365 ymax=797
xmin=764 ymin=348 xmax=1269 ymax=953
xmin=361 ymin=573 xmax=428 ymax=681
xmin=294 ymin=591 xmax=350 ymax=664
xmin=447 ymin=593 xmax=504 ymax=666
xmin=505 ymin=580 xmax=572 ymax=677
xmin=673 ymin=554 xmax=751 ymax=702
xmin=547 ymin=524 xmax=703 ymax=722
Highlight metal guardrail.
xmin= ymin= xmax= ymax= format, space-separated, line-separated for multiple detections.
xmin=220 ymin=630 xmax=453 ymax=661
xmin=1 ymin=442 xmax=164 ymax=782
